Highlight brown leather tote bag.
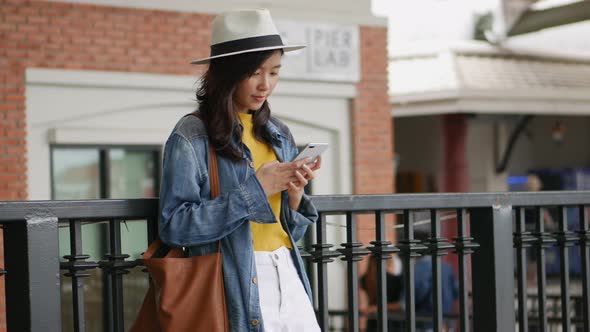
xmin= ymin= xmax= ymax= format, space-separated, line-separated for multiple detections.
xmin=130 ymin=144 xmax=229 ymax=332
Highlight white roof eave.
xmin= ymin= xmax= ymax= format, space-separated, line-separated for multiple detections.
xmin=391 ymin=88 xmax=590 ymax=117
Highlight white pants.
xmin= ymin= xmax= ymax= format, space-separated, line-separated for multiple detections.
xmin=254 ymin=247 xmax=321 ymax=332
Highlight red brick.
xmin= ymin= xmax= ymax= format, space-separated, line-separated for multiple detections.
xmin=94 ymin=37 xmax=113 ymax=47
xmin=0 ymin=109 xmax=10 ymax=118
xmin=93 ymin=20 xmax=113 ymax=30
xmin=27 ymin=15 xmax=49 ymax=24
xmin=0 ymin=164 xmax=26 ymax=173
xmin=4 ymin=94 xmax=25 ymax=103
xmin=0 ymin=121 xmax=16 ymax=129
xmin=4 ymin=13 xmax=25 ymax=24
xmin=48 ymin=1 xmax=73 ymax=9
xmin=0 ymin=174 xmax=20 ymax=183
xmin=5 ymin=145 xmax=26 ymax=154
xmin=83 ymin=10 xmax=104 ymax=21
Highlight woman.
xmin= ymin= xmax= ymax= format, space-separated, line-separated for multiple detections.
xmin=360 ymin=255 xmax=403 ymax=331
xmin=158 ymin=9 xmax=322 ymax=332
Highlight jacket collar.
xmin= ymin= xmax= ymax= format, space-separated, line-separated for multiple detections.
xmin=263 ymin=119 xmax=284 ymax=145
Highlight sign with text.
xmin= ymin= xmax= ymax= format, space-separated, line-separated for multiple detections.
xmin=277 ymin=21 xmax=360 ymax=82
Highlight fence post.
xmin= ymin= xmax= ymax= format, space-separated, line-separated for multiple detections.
xmin=4 ymin=215 xmax=61 ymax=331
xmin=470 ymin=205 xmax=515 ymax=332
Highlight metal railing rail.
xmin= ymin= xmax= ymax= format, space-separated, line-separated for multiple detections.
xmin=1 ymin=191 xmax=590 ymax=331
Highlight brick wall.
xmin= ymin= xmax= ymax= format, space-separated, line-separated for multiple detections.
xmin=0 ymin=0 xmax=393 ymax=328
xmin=354 ymin=26 xmax=394 ymax=195
xmin=354 ymin=26 xmax=396 ymax=249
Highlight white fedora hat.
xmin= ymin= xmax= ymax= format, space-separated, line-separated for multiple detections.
xmin=190 ymin=9 xmax=305 ymax=65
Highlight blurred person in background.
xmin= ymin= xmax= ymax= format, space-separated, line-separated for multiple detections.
xmin=359 ymin=254 xmax=404 ymax=331
xmin=412 ymin=228 xmax=459 ymax=332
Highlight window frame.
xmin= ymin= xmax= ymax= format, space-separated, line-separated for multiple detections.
xmin=49 ymin=144 xmax=162 ymax=200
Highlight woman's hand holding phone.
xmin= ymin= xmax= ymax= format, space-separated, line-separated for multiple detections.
xmin=257 ymin=143 xmax=326 ymax=208
xmin=287 ymin=155 xmax=322 ymax=209
xmin=256 ymin=161 xmax=299 ymax=196
xmin=256 ymin=158 xmax=315 ymax=197
xmin=286 ymin=143 xmax=326 ymax=208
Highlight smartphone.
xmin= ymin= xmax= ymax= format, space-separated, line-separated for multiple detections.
xmin=294 ymin=143 xmax=328 ymax=163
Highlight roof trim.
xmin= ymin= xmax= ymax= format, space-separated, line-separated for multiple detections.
xmin=392 ymin=88 xmax=590 ymax=117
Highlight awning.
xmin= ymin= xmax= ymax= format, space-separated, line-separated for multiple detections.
xmin=389 ymin=41 xmax=590 ymax=117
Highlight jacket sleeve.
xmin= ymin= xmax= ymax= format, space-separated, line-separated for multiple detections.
xmin=159 ymin=133 xmax=275 ymax=247
xmin=286 ymin=193 xmax=318 ymax=242
xmin=283 ymin=128 xmax=319 ymax=242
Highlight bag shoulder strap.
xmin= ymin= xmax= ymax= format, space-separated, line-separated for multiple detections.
xmin=208 ymin=143 xmax=220 ymax=199
xmin=207 ymin=143 xmax=222 ymax=254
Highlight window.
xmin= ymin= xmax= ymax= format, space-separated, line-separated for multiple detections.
xmin=51 ymin=145 xmax=161 ymax=332
xmin=51 ymin=146 xmax=160 ymax=200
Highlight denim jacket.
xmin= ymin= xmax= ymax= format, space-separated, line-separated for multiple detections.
xmin=158 ymin=112 xmax=319 ymax=332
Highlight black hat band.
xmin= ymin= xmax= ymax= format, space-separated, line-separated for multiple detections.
xmin=210 ymin=34 xmax=284 ymax=57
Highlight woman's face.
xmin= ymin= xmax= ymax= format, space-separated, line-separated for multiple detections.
xmin=234 ymin=51 xmax=282 ymax=114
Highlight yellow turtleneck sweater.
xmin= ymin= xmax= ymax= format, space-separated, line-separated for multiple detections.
xmin=238 ymin=112 xmax=291 ymax=251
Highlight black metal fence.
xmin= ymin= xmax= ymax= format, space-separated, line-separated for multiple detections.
xmin=1 ymin=191 xmax=589 ymax=332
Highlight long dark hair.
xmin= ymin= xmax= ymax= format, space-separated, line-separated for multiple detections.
xmin=196 ymin=49 xmax=282 ymax=160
